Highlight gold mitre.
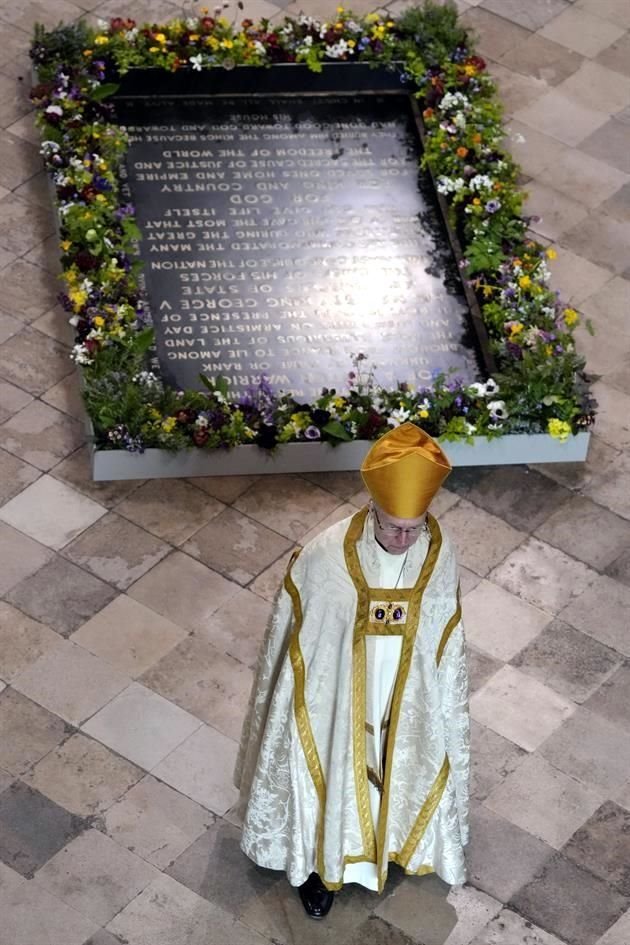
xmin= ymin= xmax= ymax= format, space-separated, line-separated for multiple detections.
xmin=361 ymin=422 xmax=452 ymax=518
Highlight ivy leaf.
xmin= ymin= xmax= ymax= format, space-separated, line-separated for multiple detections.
xmin=322 ymin=420 xmax=352 ymax=441
xmin=91 ymin=82 xmax=120 ymax=102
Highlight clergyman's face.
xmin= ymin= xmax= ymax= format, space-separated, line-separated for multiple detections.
xmin=371 ymin=503 xmax=427 ymax=555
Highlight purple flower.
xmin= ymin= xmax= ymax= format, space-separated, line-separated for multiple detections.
xmin=485 ymin=199 xmax=501 ymax=213
xmin=304 ymin=425 xmax=321 ymax=440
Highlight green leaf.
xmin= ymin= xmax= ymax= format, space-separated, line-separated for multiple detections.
xmin=322 ymin=420 xmax=352 ymax=441
xmin=215 ymin=374 xmax=229 ymax=399
xmin=90 ymin=82 xmax=120 ymax=102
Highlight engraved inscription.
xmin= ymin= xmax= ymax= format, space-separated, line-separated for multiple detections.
xmin=117 ymin=96 xmax=481 ymax=398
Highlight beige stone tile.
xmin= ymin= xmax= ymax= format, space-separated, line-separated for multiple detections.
xmin=51 ymin=446 xmax=144 ymax=509
xmin=490 ymin=536 xmax=598 ymax=614
xmin=13 ymin=170 xmax=54 ymax=210
xmin=579 ymin=117 xmax=630 ymax=174
xmin=471 ymin=664 xmax=575 ymax=750
xmin=152 ymin=724 xmax=238 ymax=814
xmin=41 ymin=372 xmax=86 ymax=420
xmin=484 ymin=752 xmax=603 ymax=848
xmin=601 ymin=179 xmax=630 ymax=223
xmin=82 ymin=682 xmax=202 ymax=771
xmin=546 ymin=246 xmax=613 ymax=306
xmin=0 ymin=130 xmax=41 ymax=190
xmin=30 ymin=303 xmax=75 ymax=346
xmin=183 ymin=507 xmax=293 ymax=586
xmin=581 ymin=277 xmax=630 ymax=339
xmin=596 ymin=31 xmax=630 ymax=79
xmin=234 ymin=473 xmax=341 ymax=541
xmin=429 ymin=487 xmax=460 ymax=519
xmin=0 ymin=602 xmax=62 ymax=683
xmin=503 ymin=122 xmax=571 ymax=178
xmin=540 ymin=707 xmax=630 ymax=792
xmin=72 ymin=595 xmax=188 ymax=678
xmin=574 ymin=320 xmax=630 ymax=377
xmin=374 ymin=877 xmax=502 ymax=945
xmin=533 ymin=432 xmax=619 ymax=493
xmin=0 ymin=327 xmax=72 ymax=396
xmin=459 ymin=564 xmax=483 ymax=597
xmin=481 ymin=0 xmax=569 ymax=30
xmin=539 ymin=6 xmax=625 ymax=58
xmin=440 ymin=500 xmax=525 ymax=577
xmin=0 ymin=399 xmax=84 ymax=471
xmin=584 ymin=450 xmax=630 ymax=520
xmin=249 ymin=546 xmax=296 ymax=602
xmin=0 ymin=869 xmax=99 ymax=945
xmin=460 ymin=8 xmax=531 ymax=58
xmin=575 ymin=0 xmax=630 ymax=29
xmin=6 ymin=555 xmax=117 ymax=638
xmin=0 ymin=194 xmax=55 ymax=256
xmin=463 ymin=580 xmax=551 ymax=661
xmin=559 ymin=574 xmax=630 ymax=657
xmin=470 ymin=908 xmax=571 ymax=945
xmin=589 ymin=381 xmax=630 ymax=450
xmin=513 ymin=90 xmax=608 ymax=146
xmin=0 ymin=446 xmax=39 ymax=504
xmin=0 ymin=312 xmax=21 ymax=347
xmin=36 ymin=828 xmax=158 ymax=927
xmin=25 ymin=732 xmax=143 ymax=817
xmin=0 ymin=76 xmax=32 ymax=132
xmin=117 ymin=479 xmax=225 ymax=545
xmin=300 ymin=469 xmax=363 ymax=501
xmin=0 ymin=475 xmax=105 ymax=550
xmin=498 ymin=32 xmax=584 ymax=85
xmin=1 ymin=0 xmax=86 ymax=32
xmin=558 ymin=59 xmax=630 ymax=115
xmin=524 ymin=180 xmax=590 ymax=241
xmin=63 ymin=512 xmax=170 ymax=590
xmin=539 ymin=150 xmax=629 ymax=211
xmin=535 ymin=495 xmax=630 ymax=569
xmin=0 ymin=688 xmax=67 ymax=776
xmin=199 ymin=586 xmax=271 ymax=669
xmin=23 ymin=234 xmax=62 ymax=275
xmin=140 ymin=637 xmax=252 ymax=740
xmin=13 ymin=641 xmax=131 ymax=726
xmin=103 ymin=774 xmax=214 ymax=870
xmin=597 ymin=910 xmax=630 ymax=945
xmin=5 ymin=109 xmax=38 ymax=145
xmin=0 ymin=259 xmax=57 ymax=323
xmin=470 ymin=719 xmax=527 ymax=803
xmin=108 ymin=872 xmax=267 ymax=945
xmin=128 ymin=550 xmax=240 ymax=631
xmin=187 ymin=474 xmax=258 ymax=504
xmin=0 ymin=521 xmax=53 ymax=595
xmin=485 ymin=60 xmax=549 ymax=116
xmin=299 ymin=501 xmax=357 ymax=546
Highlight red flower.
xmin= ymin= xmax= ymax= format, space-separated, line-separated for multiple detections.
xmin=193 ymin=429 xmax=209 ymax=446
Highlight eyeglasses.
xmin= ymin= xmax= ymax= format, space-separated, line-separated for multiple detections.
xmin=372 ymin=506 xmax=427 ymax=538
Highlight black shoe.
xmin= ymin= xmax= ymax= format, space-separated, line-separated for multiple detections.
xmin=298 ymin=872 xmax=335 ymax=919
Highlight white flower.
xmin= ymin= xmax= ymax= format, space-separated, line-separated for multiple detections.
xmin=186 ymin=17 xmax=198 ymax=28
xmin=388 ymin=407 xmax=410 ymax=427
xmin=45 ymin=105 xmax=63 ymax=118
xmin=436 ymin=176 xmax=465 ymax=195
xmin=453 ymin=111 xmax=467 ymax=129
xmin=440 ymin=91 xmax=469 ymax=112
xmin=467 ymin=381 xmax=486 ymax=397
xmin=125 ymin=27 xmax=138 ymax=41
xmin=484 ymin=378 xmax=499 ymax=396
xmin=189 ymin=54 xmax=204 ymax=71
xmin=469 ymin=173 xmax=493 ymax=192
xmin=487 ymin=399 xmax=509 ymax=420
xmin=71 ymin=343 xmax=93 ymax=366
xmin=97 ymin=18 xmax=108 ymax=30
xmin=464 ymin=422 xmax=477 ymax=435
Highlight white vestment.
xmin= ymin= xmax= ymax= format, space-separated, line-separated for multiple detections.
xmin=235 ymin=506 xmax=469 ymax=891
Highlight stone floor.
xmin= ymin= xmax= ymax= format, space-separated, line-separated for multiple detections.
xmin=0 ymin=0 xmax=629 ymax=943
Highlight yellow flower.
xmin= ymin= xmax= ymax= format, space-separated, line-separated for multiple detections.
xmin=548 ymin=418 xmax=571 ymax=442
xmin=336 ymin=5 xmax=344 ymax=12
xmin=94 ymin=35 xmax=109 ymax=45
xmin=333 ymin=396 xmax=345 ymax=409
xmin=161 ymin=417 xmax=177 ymax=433
xmin=95 ymin=194 xmax=106 ymax=203
xmin=335 ymin=21 xmax=343 ymax=29
xmin=365 ymin=12 xmax=380 ymax=23
xmin=60 ymin=240 xmax=72 ymax=251
xmin=207 ymin=35 xmax=220 ymax=49
xmin=347 ymin=38 xmax=355 ymax=47
xmin=545 ymin=247 xmax=557 ymax=260
xmin=386 ymin=20 xmax=395 ymax=27
xmin=508 ymin=321 xmax=524 ymax=338
xmin=154 ymin=32 xmax=167 ymax=44
xmin=518 ymin=275 xmax=531 ymax=290
xmin=149 ymin=46 xmax=159 ymax=52
xmin=544 ymin=343 xmax=553 ymax=356
xmin=472 ymin=197 xmax=481 ymax=206
xmin=463 ymin=63 xmax=476 ymax=76
xmin=83 ymin=49 xmax=93 ymax=57
xmin=220 ymin=38 xmax=233 ymax=49
xmin=92 ymin=316 xmax=105 ymax=327
xmin=68 ymin=288 xmax=88 ymax=311
xmin=98 ymin=161 xmax=108 ymax=171
xmin=563 ymin=307 xmax=579 ymax=326
xmin=189 ymin=33 xmax=199 ymax=41
xmin=419 ymin=408 xmax=429 ymax=419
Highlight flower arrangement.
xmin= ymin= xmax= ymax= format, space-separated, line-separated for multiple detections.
xmin=30 ymin=2 xmax=595 ymax=454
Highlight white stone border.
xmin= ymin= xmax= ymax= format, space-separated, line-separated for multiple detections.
xmin=90 ymin=431 xmax=591 ymax=480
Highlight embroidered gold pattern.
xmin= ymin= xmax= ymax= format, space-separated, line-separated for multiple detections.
xmin=436 ymin=584 xmax=462 ymax=666
xmin=396 ymin=755 xmax=451 ymax=869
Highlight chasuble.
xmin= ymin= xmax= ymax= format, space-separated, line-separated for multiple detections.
xmin=234 ymin=505 xmax=469 ymax=891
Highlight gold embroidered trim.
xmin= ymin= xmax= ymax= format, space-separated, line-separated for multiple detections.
xmin=436 ymin=584 xmax=462 ymax=666
xmin=344 ymin=506 xmax=377 ymax=862
xmin=375 ymin=513 xmax=442 ymax=883
xmin=396 ymin=755 xmax=451 ymax=870
xmin=285 ymin=554 xmax=327 ymax=878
